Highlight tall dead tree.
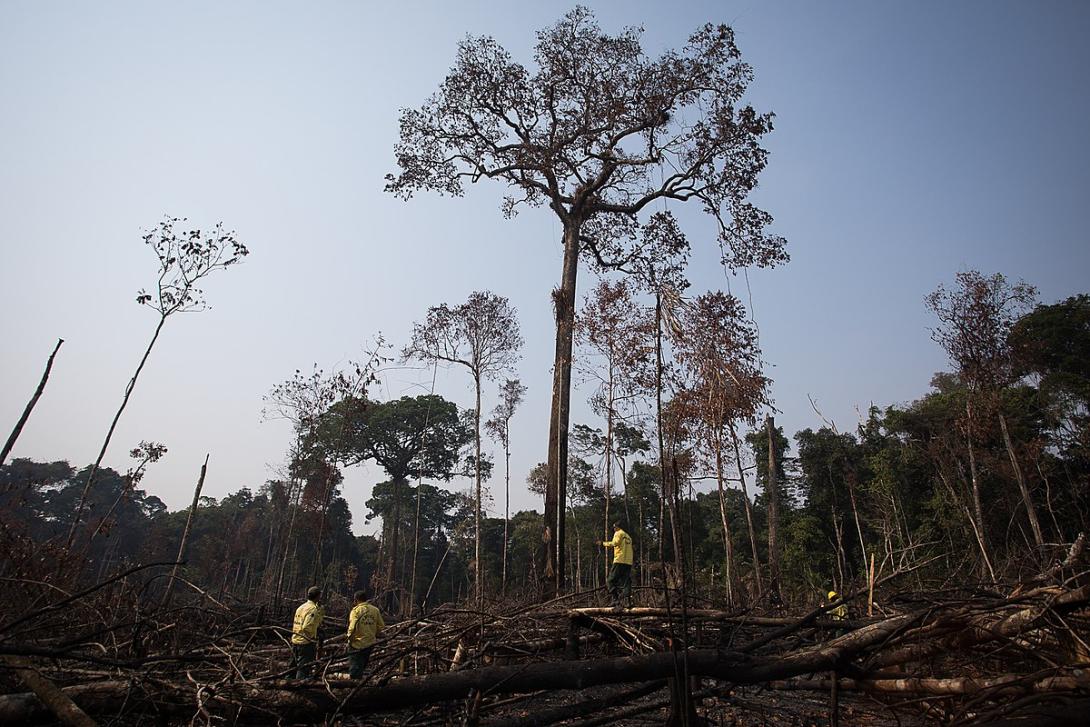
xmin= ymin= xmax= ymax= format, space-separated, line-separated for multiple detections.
xmin=387 ymin=8 xmax=787 ymax=593
xmin=66 ymin=217 xmax=248 ymax=554
xmin=405 ymin=292 xmax=522 ymax=604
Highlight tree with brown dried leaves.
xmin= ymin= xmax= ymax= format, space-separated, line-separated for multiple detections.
xmin=672 ymin=291 xmax=769 ymax=604
xmin=926 ymin=270 xmax=1041 ymax=577
xmin=387 ymin=7 xmax=787 ymax=594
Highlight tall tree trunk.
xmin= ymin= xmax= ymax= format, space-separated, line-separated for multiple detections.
xmin=474 ymin=374 xmax=483 ymax=605
xmin=714 ymin=438 xmax=737 ymax=607
xmin=275 ymin=475 xmax=303 ymax=605
xmin=998 ymin=412 xmax=1045 ymax=549
xmin=728 ymin=421 xmax=763 ymax=596
xmin=604 ymin=371 xmax=614 ymax=585
xmin=162 ymin=454 xmax=209 ymax=609
xmin=310 ymin=465 xmax=338 ymax=582
xmin=387 ymin=478 xmax=406 ymax=613
xmin=655 ymin=293 xmax=667 ymax=570
xmin=964 ymin=399 xmax=994 ymax=582
xmin=1 ymin=338 xmax=63 ymax=467
xmin=502 ymin=420 xmax=511 ymax=596
xmin=937 ymin=467 xmax=996 ymax=584
xmin=68 ymin=315 xmax=166 ymax=552
xmin=845 ymin=471 xmax=868 ymax=579
xmin=544 ymin=220 xmax=580 ymax=596
xmin=766 ymin=417 xmax=781 ymax=599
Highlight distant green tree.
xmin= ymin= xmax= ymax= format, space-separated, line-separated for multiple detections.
xmin=327 ymin=394 xmax=470 ymax=607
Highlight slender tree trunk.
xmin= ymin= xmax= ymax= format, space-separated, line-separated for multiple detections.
xmin=502 ymin=420 xmax=511 ymax=596
xmin=1 ymin=338 xmax=63 ymax=467
xmin=474 ymin=374 xmax=483 ymax=605
xmin=544 ymin=220 xmax=580 ymax=596
xmin=964 ymin=399 xmax=992 ymax=581
xmin=937 ymin=467 xmax=996 ymax=583
xmin=275 ymin=476 xmax=303 ymax=605
xmin=162 ymin=454 xmax=209 ymax=609
xmin=845 ymin=471 xmax=868 ymax=578
xmin=310 ymin=465 xmax=337 ymax=582
xmin=409 ymin=480 xmax=423 ymax=615
xmin=766 ymin=417 xmax=781 ymax=597
xmin=655 ymin=293 xmax=667 ymax=570
xmin=68 ymin=315 xmax=167 ymax=552
xmin=728 ymin=421 xmax=762 ymax=596
xmin=714 ymin=438 xmax=736 ymax=607
xmin=637 ymin=495 xmax=645 ymax=587
xmin=998 ymin=412 xmax=1045 ymax=549
xmin=604 ymin=373 xmax=614 ymax=585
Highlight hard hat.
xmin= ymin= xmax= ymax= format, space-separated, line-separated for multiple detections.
xmin=827 ymin=590 xmax=838 ymax=600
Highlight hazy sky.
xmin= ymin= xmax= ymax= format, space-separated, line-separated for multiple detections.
xmin=2 ymin=1 xmax=1088 ymax=535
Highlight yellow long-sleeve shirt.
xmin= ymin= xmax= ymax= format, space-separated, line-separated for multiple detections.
xmin=291 ymin=600 xmax=324 ymax=645
xmin=603 ymin=528 xmax=633 ymax=565
xmin=347 ymin=602 xmax=385 ymax=650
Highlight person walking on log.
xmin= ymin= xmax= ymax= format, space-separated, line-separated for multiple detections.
xmin=346 ymin=588 xmax=384 ymax=679
xmin=290 ymin=586 xmax=325 ymax=678
xmin=603 ymin=522 xmax=634 ymax=610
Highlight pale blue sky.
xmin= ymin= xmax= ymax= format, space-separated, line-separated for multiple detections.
xmin=2 ymin=1 xmax=1087 ymax=534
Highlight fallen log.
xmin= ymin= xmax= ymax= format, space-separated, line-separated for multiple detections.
xmin=0 ymin=612 xmax=915 ymax=724
xmin=568 ymin=607 xmax=865 ymax=629
xmin=483 ymin=680 xmax=666 ymax=727
xmin=768 ymin=671 xmax=1090 ymax=696
xmin=0 ymin=656 xmax=96 ymax=727
xmin=868 ymin=583 xmax=1090 ymax=669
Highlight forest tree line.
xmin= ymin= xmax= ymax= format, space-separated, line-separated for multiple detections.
xmin=3 ymin=272 xmax=1085 ymax=617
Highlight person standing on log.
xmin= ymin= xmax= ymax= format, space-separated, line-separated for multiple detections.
xmin=346 ymin=589 xmax=384 ymax=679
xmin=827 ymin=590 xmax=847 ymax=621
xmin=603 ymin=522 xmax=634 ymax=609
xmin=291 ymin=586 xmax=325 ymax=678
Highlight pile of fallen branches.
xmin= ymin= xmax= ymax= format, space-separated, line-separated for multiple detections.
xmin=1 ymin=540 xmax=1087 ymax=725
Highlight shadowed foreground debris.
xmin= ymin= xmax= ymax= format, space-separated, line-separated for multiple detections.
xmin=1 ymin=546 xmax=1088 ymax=726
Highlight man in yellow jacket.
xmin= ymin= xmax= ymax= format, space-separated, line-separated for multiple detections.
xmin=827 ymin=590 xmax=848 ymax=621
xmin=290 ymin=586 xmax=325 ymax=678
xmin=603 ymin=522 xmax=634 ymax=609
xmin=346 ymin=589 xmax=384 ymax=679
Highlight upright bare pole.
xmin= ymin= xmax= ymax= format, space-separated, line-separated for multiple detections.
xmin=161 ymin=454 xmax=209 ymax=609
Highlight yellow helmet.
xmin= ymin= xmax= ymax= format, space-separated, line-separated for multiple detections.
xmin=827 ymin=590 xmax=838 ymax=600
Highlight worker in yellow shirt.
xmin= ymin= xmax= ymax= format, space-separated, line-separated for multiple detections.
xmin=290 ymin=586 xmax=325 ymax=678
xmin=346 ymin=589 xmax=385 ymax=679
xmin=602 ymin=521 xmax=634 ymax=609
xmin=827 ymin=590 xmax=848 ymax=621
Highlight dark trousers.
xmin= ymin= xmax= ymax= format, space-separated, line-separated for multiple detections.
xmin=291 ymin=643 xmax=317 ymax=679
xmin=348 ymin=645 xmax=374 ymax=679
xmin=606 ymin=562 xmax=632 ymax=605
